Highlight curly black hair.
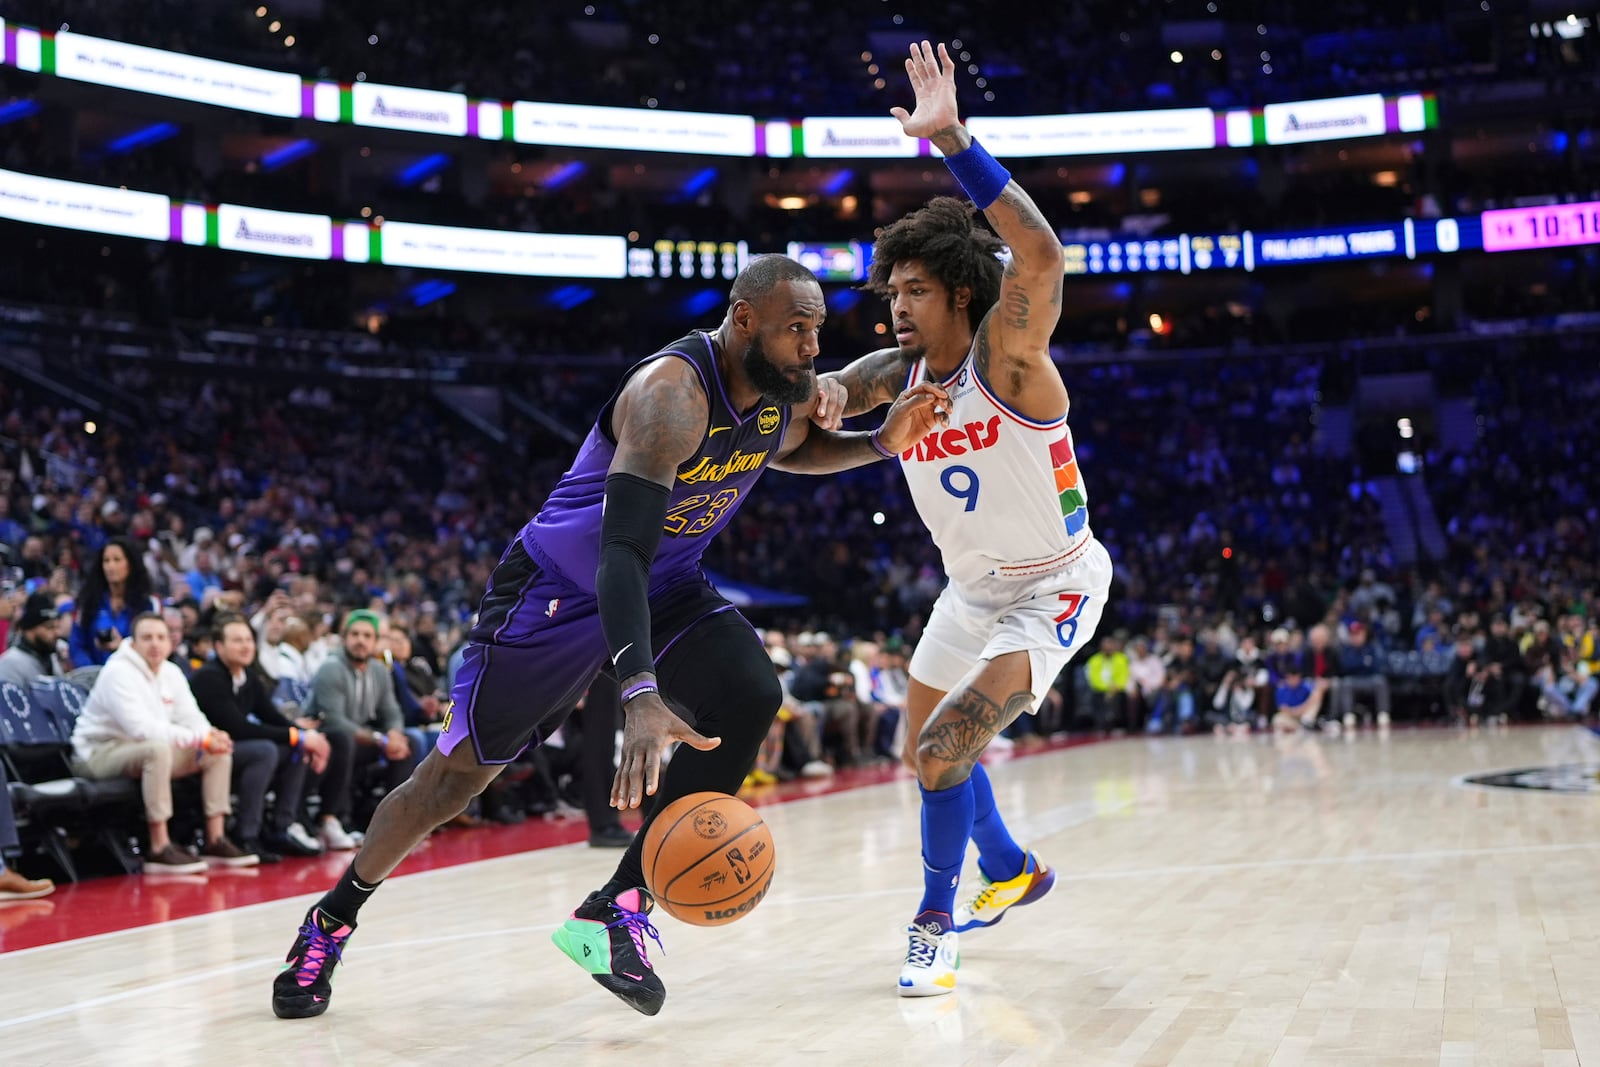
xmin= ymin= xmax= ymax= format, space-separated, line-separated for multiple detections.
xmin=76 ymin=536 xmax=156 ymax=627
xmin=863 ymin=197 xmax=1004 ymax=334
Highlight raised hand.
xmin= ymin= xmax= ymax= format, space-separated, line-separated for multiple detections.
xmin=889 ymin=41 xmax=961 ymax=140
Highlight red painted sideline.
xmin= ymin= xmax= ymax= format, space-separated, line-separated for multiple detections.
xmin=0 ymin=735 xmax=1104 ymax=953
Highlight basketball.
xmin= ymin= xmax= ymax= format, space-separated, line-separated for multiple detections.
xmin=642 ymin=792 xmax=776 ymax=926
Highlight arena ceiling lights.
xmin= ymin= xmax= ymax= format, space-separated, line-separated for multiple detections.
xmin=1 ymin=20 xmax=1437 ymax=159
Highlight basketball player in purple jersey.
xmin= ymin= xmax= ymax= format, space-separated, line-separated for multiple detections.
xmin=272 ymin=254 xmax=951 ymax=1019
xmin=825 ymin=43 xmax=1112 ymax=995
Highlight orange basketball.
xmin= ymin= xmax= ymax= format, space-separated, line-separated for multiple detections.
xmin=642 ymin=792 xmax=776 ymax=927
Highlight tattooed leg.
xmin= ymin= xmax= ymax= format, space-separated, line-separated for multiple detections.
xmin=915 ymin=651 xmax=1037 ymax=791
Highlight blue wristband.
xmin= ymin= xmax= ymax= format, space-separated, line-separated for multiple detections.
xmin=942 ymin=136 xmax=1011 ymax=210
xmin=869 ymin=429 xmax=897 ymax=460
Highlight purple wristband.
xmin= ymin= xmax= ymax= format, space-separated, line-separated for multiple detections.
xmin=869 ymin=429 xmax=897 ymax=460
xmin=621 ymin=681 xmax=659 ymax=705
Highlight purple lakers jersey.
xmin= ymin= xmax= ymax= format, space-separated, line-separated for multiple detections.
xmin=524 ymin=330 xmax=792 ymax=592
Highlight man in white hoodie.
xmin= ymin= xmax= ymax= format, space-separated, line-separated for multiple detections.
xmin=71 ymin=612 xmax=258 ymax=874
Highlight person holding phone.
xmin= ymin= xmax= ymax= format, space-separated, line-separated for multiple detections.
xmin=69 ymin=538 xmax=161 ymax=667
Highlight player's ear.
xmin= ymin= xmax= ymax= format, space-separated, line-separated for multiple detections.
xmin=952 ymin=285 xmax=971 ymax=311
xmin=730 ymin=298 xmax=756 ymax=335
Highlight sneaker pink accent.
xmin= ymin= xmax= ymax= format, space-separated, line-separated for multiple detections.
xmin=294 ymin=909 xmax=351 ymax=988
xmin=607 ymin=889 xmax=661 ymax=969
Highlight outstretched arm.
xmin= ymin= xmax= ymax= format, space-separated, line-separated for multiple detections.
xmin=773 ymin=381 xmax=951 ymax=474
xmin=892 ymin=41 xmax=1066 ymax=410
xmin=820 ymin=347 xmax=914 ymax=418
xmin=930 ymin=125 xmax=1066 ymax=329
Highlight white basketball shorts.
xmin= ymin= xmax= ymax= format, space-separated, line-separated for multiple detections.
xmin=908 ymin=538 xmax=1113 ymax=713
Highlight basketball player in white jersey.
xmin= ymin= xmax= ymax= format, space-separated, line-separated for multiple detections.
xmin=824 ymin=42 xmax=1113 ymax=996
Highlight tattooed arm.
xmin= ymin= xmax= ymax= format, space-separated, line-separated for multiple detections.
xmin=894 ymin=41 xmax=1067 ymax=419
xmin=601 ymin=358 xmax=723 ymax=810
xmin=773 ymin=381 xmax=951 ymax=474
xmin=598 ymin=358 xmax=708 ymax=680
xmin=819 ymin=347 xmax=915 ymax=418
xmin=769 ymin=423 xmax=890 ymax=476
xmin=608 ymin=358 xmax=708 ymax=486
xmin=934 ymin=125 xmax=1067 ymax=301
xmin=597 ymin=357 xmax=706 ymax=677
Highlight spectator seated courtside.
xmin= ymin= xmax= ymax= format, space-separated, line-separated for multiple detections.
xmin=70 ymin=613 xmax=259 ymax=874
xmin=190 ymin=615 xmax=330 ymax=862
xmin=303 ymin=610 xmax=417 ymax=851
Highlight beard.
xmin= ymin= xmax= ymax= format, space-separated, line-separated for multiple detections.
xmin=741 ymin=333 xmax=815 ymax=407
xmin=23 ymin=633 xmax=56 ymax=658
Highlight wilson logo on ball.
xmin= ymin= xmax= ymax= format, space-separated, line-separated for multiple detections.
xmin=701 ymin=880 xmax=770 ymax=923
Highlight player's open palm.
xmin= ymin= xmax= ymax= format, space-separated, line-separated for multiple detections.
xmin=877 ymin=381 xmax=951 ymax=454
xmin=890 ymin=41 xmax=960 ymax=140
xmin=612 ymin=692 xmax=721 ymax=809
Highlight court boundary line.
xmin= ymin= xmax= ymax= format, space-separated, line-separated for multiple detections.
xmin=5 ymin=835 xmax=1600 ymax=1031
xmin=12 ymin=726 xmax=1567 ymax=959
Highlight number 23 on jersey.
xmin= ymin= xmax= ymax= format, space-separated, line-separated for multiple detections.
xmin=663 ymin=488 xmax=740 ymax=536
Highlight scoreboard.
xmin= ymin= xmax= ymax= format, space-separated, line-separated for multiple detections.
xmin=627 ymin=240 xmax=750 ymax=280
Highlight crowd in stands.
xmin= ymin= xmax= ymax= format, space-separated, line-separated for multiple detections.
xmin=1 ymin=318 xmax=1596 ymax=887
xmin=0 ymin=0 xmax=1593 ymax=909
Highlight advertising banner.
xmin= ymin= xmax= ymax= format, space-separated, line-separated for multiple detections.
xmin=351 ymin=82 xmax=470 ymax=137
xmin=54 ymin=32 xmax=301 ymax=117
xmin=379 ymin=221 xmax=627 ymax=278
xmin=217 ymin=205 xmax=333 ymax=259
xmin=513 ymin=102 xmax=756 ymax=156
xmin=967 ymin=109 xmax=1216 ymax=157
xmin=800 ymin=117 xmax=919 ymax=158
xmin=1262 ymin=94 xmax=1386 ymax=145
xmin=0 ymin=168 xmax=169 ymax=240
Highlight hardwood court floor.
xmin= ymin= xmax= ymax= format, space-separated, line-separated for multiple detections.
xmin=5 ymin=726 xmax=1600 ymax=1066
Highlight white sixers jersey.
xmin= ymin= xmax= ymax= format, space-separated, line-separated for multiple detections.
xmin=897 ymin=356 xmax=1092 ymax=585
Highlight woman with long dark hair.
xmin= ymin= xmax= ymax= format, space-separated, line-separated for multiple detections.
xmin=70 ymin=537 xmax=161 ymax=667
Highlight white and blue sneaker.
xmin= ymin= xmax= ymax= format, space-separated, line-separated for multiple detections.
xmin=897 ymin=910 xmax=959 ymax=997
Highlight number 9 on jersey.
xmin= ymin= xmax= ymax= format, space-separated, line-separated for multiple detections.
xmin=940 ymin=465 xmax=980 ymax=512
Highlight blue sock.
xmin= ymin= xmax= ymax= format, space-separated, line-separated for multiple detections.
xmin=918 ymin=780 xmax=975 ymax=918
xmin=969 ymin=762 xmax=1027 ymax=883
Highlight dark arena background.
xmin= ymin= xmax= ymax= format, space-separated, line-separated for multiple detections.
xmin=0 ymin=2 xmax=1597 ymax=1063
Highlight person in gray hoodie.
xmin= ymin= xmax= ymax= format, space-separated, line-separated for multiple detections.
xmin=0 ymin=592 xmax=66 ymax=687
